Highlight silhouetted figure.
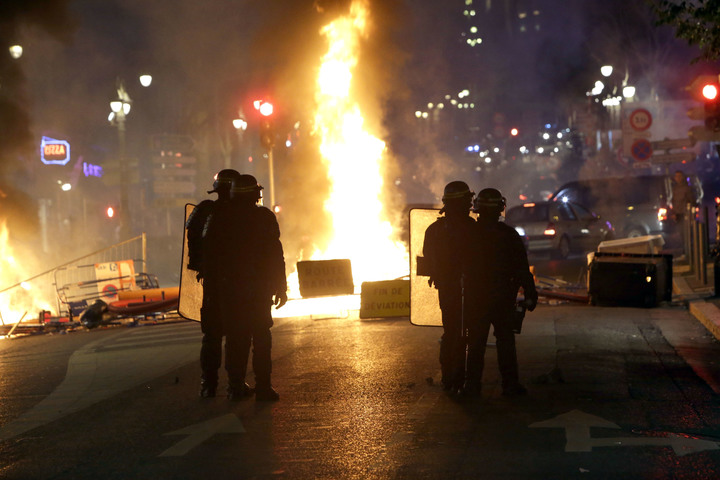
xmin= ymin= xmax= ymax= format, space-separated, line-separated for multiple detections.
xmin=422 ymin=181 xmax=476 ymax=393
xmin=200 ymin=173 xmax=288 ymax=401
xmin=187 ymin=169 xmax=242 ymax=398
xmin=671 ymin=170 xmax=696 ymax=222
xmin=463 ymin=187 xmax=538 ymax=398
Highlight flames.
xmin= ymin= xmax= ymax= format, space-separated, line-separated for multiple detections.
xmin=0 ymin=219 xmax=53 ymax=331
xmin=309 ymin=0 xmax=408 ymax=286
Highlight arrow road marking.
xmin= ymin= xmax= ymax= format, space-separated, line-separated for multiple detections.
xmin=530 ymin=410 xmax=720 ymax=456
xmin=159 ymin=414 xmax=246 ymax=457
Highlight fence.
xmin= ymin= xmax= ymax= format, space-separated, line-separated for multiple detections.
xmin=0 ymin=234 xmax=146 ymax=324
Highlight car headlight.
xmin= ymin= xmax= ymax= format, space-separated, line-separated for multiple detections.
xmin=515 ymin=226 xmax=526 ymax=236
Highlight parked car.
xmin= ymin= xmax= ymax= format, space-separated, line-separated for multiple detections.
xmin=550 ymin=175 xmax=703 ymax=245
xmin=505 ymin=201 xmax=614 ymax=258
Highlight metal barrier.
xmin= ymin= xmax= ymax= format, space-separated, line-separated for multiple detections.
xmin=0 ymin=234 xmax=147 ymax=324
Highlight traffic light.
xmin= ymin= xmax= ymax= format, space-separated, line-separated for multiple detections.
xmin=254 ymin=99 xmax=275 ymax=150
xmin=703 ymin=83 xmax=720 ymax=131
xmin=106 ymin=205 xmax=116 ymax=218
xmin=687 ymin=74 xmax=720 ymax=141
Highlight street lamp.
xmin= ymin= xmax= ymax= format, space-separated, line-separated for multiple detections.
xmin=232 ymin=115 xmax=249 ymax=172
xmin=108 ymin=79 xmax=132 ymax=239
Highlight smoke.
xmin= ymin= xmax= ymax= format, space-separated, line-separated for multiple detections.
xmin=0 ymin=0 xmax=76 ymax=178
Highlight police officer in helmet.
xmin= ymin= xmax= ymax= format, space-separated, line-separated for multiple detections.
xmin=463 ymin=187 xmax=538 ymax=398
xmin=200 ymin=173 xmax=287 ymax=401
xmin=422 ymin=181 xmax=476 ymax=393
xmin=221 ymin=175 xmax=287 ymax=401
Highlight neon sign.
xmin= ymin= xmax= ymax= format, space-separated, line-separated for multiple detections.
xmin=83 ymin=162 xmax=103 ymax=177
xmin=41 ymin=136 xmax=71 ymax=165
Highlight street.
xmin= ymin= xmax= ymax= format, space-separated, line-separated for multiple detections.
xmin=2 ymin=300 xmax=720 ymax=479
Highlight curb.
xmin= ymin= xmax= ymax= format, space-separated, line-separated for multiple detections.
xmin=674 ymin=273 xmax=720 ymax=341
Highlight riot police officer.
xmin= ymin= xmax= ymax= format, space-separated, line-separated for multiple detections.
xmin=464 ymin=187 xmax=538 ymax=398
xmin=186 ymin=169 xmax=243 ymax=398
xmin=201 ymin=174 xmax=288 ymax=401
xmin=422 ymin=181 xmax=476 ymax=393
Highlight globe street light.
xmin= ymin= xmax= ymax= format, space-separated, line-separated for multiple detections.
xmin=109 ymin=79 xmax=132 ymax=239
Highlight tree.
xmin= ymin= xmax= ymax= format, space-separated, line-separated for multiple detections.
xmin=652 ymin=0 xmax=720 ymax=62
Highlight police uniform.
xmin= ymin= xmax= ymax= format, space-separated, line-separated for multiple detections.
xmin=422 ymin=181 xmax=477 ymax=391
xmin=201 ymin=183 xmax=287 ymax=400
xmin=464 ymin=188 xmax=537 ymax=397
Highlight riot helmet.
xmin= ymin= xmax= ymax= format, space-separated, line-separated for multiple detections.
xmin=231 ymin=174 xmax=263 ymax=203
xmin=208 ymin=169 xmax=241 ymax=194
xmin=473 ymin=187 xmax=506 ymax=217
xmin=440 ymin=181 xmax=474 ymax=214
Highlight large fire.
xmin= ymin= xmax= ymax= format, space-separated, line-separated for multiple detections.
xmin=0 ymin=219 xmax=53 ymax=331
xmin=309 ymin=0 xmax=407 ymax=284
xmin=278 ymin=0 xmax=408 ymax=317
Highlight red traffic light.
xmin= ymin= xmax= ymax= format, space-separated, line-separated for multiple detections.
xmin=254 ymin=100 xmax=274 ymax=117
xmin=702 ymin=84 xmax=719 ymax=100
xmin=510 ymin=128 xmax=519 ymax=136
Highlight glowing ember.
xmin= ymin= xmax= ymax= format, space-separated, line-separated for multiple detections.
xmin=0 ymin=219 xmax=53 ymax=330
xmin=308 ymin=0 xmax=408 ymax=290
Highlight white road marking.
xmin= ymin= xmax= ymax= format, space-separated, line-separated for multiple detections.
xmin=159 ymin=414 xmax=246 ymax=457
xmin=530 ymin=409 xmax=720 ymax=456
xmin=0 ymin=324 xmax=201 ymax=442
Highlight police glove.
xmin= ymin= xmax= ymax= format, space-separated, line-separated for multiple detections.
xmin=522 ymin=294 xmax=538 ymax=312
xmin=274 ymin=291 xmax=288 ymax=309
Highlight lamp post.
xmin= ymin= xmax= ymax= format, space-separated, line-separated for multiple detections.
xmin=232 ymin=115 xmax=249 ymax=173
xmin=107 ymin=75 xmax=152 ymax=240
xmin=109 ymin=79 xmax=132 ymax=239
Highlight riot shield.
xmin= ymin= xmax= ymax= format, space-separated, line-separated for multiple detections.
xmin=409 ymin=208 xmax=443 ymax=326
xmin=178 ymin=204 xmax=202 ymax=321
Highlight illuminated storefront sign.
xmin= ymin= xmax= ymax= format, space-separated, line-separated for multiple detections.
xmin=41 ymin=136 xmax=71 ymax=165
xmin=83 ymin=162 xmax=103 ymax=177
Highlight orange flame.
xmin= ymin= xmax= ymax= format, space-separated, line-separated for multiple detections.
xmin=0 ymin=219 xmax=53 ymax=332
xmin=311 ymin=0 xmax=407 ymax=286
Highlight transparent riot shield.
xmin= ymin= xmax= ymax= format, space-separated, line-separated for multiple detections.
xmin=178 ymin=204 xmax=202 ymax=321
xmin=409 ymin=208 xmax=443 ymax=327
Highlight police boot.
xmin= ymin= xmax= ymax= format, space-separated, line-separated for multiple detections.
xmin=458 ymin=380 xmax=482 ymax=399
xmin=255 ymin=385 xmax=280 ymax=402
xmin=199 ymin=376 xmax=217 ymax=398
xmin=227 ymin=382 xmax=254 ymax=401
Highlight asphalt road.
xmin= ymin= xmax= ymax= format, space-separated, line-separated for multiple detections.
xmin=2 ymin=300 xmax=720 ymax=479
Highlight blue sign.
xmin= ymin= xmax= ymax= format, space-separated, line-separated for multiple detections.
xmin=630 ymin=139 xmax=653 ymax=162
xmin=83 ymin=162 xmax=103 ymax=177
xmin=41 ymin=136 xmax=71 ymax=165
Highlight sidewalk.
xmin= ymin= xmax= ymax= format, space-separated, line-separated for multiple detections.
xmin=673 ymin=260 xmax=720 ymax=340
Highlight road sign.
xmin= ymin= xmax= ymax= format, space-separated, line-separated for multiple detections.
xmin=360 ymin=279 xmax=410 ymax=318
xmin=629 ymin=108 xmax=653 ymax=131
xmin=630 ymin=138 xmax=653 ymax=161
xmin=651 ymin=152 xmax=696 ymax=164
xmin=651 ymin=138 xmax=695 ymax=151
xmin=297 ymin=259 xmax=354 ymax=297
